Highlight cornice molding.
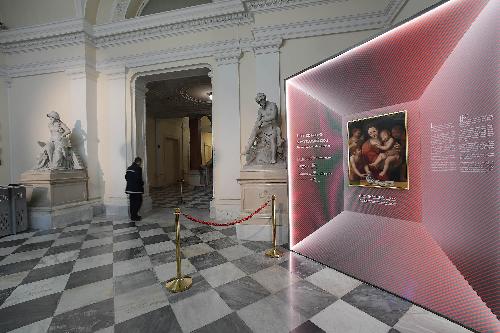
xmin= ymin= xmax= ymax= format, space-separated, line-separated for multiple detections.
xmin=252 ymin=37 xmax=283 ymax=55
xmin=5 ymin=56 xmax=89 ymax=78
xmin=95 ymin=0 xmax=245 ymax=36
xmin=0 ymin=0 xmax=407 ymax=55
xmin=97 ymin=39 xmax=242 ymax=71
xmin=252 ymin=0 xmax=407 ymax=40
xmin=245 ymin=0 xmax=347 ymax=13
xmin=95 ymin=12 xmax=253 ymax=48
xmin=65 ymin=65 xmax=99 ymax=81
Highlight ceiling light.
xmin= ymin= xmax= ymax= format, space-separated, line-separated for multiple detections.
xmin=207 ymin=92 xmax=212 ymax=101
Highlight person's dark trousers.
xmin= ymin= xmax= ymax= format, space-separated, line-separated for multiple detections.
xmin=129 ymin=193 xmax=143 ymax=220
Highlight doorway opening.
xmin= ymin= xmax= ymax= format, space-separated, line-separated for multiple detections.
xmin=136 ymin=68 xmax=213 ymax=209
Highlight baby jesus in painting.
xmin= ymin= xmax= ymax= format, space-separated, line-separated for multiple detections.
xmin=370 ymin=129 xmax=401 ymax=178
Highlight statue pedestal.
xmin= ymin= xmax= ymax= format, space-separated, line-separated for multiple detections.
xmin=236 ymin=165 xmax=288 ymax=245
xmin=20 ymin=170 xmax=93 ymax=230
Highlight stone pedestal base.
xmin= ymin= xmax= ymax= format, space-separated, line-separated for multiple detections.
xmin=28 ymin=202 xmax=93 ymax=230
xmin=20 ymin=169 xmax=91 ymax=229
xmin=237 ymin=166 xmax=288 ymax=244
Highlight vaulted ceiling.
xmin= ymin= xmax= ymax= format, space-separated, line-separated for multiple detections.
xmin=145 ymin=74 xmax=212 ymax=119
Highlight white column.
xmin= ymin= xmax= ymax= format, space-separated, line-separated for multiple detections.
xmin=253 ymin=38 xmax=282 ymax=105
xmin=102 ymin=66 xmax=129 ymax=216
xmin=133 ymin=81 xmax=152 ymax=212
xmin=0 ymin=75 xmax=12 ymax=184
xmin=65 ymin=66 xmax=100 ymax=207
xmin=211 ymin=51 xmax=242 ymax=219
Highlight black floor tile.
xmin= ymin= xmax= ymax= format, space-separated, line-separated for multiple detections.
xmin=137 ymin=223 xmax=161 ymax=231
xmin=279 ymin=254 xmax=324 ymax=278
xmin=48 ymin=298 xmax=114 ymax=333
xmin=191 ymin=226 xmax=215 ymax=235
xmin=78 ymin=244 xmax=113 ymax=259
xmin=66 ymin=264 xmax=113 ymax=290
xmin=206 ymin=237 xmax=238 ymax=250
xmin=149 ymin=250 xmax=183 ymax=266
xmin=242 ymin=241 xmax=273 ymax=253
xmin=216 ymin=276 xmax=270 ymax=311
xmin=275 ymin=280 xmax=337 ymax=318
xmin=115 ymin=306 xmax=182 ymax=333
xmin=113 ymin=222 xmax=136 ymax=230
xmin=290 ymin=320 xmax=326 ymax=333
xmin=22 ymin=261 xmax=75 ymax=284
xmin=46 ymin=242 xmax=82 ymax=256
xmin=0 ymin=292 xmax=61 ymax=332
xmin=0 ymin=238 xmax=26 ymax=248
xmin=0 ymin=287 xmax=15 ymax=307
xmin=59 ymin=229 xmax=88 ymax=238
xmin=32 ymin=229 xmax=62 ymax=237
xmin=113 ymin=246 xmax=147 ymax=262
xmin=193 ymin=312 xmax=252 ymax=333
xmin=114 ymin=269 xmax=157 ymax=296
xmin=85 ymin=231 xmax=113 ymax=240
xmin=180 ymin=236 xmax=203 ymax=247
xmin=189 ymin=251 xmax=227 ymax=271
xmin=0 ymin=258 xmax=41 ymax=277
xmin=113 ymin=232 xmax=140 ymax=243
xmin=142 ymin=234 xmax=170 ymax=246
xmin=342 ymin=284 xmax=412 ymax=326
xmin=13 ymin=240 xmax=54 ymax=253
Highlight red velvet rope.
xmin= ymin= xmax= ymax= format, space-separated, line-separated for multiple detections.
xmin=181 ymin=200 xmax=270 ymax=226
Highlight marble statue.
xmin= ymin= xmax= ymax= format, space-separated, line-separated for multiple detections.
xmin=244 ymin=93 xmax=286 ymax=166
xmin=35 ymin=111 xmax=84 ymax=170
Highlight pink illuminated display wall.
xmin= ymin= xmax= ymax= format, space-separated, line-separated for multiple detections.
xmin=285 ymin=0 xmax=499 ymax=332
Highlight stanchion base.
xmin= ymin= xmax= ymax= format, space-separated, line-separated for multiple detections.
xmin=265 ymin=248 xmax=284 ymax=258
xmin=165 ymin=276 xmax=193 ymax=293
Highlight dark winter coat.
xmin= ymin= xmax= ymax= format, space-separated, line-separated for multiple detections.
xmin=125 ymin=162 xmax=144 ymax=194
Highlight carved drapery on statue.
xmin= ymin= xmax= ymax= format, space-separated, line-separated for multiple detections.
xmin=35 ymin=111 xmax=84 ymax=170
xmin=244 ymin=93 xmax=286 ymax=166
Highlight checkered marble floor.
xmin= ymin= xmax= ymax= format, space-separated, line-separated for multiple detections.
xmin=0 ymin=208 xmax=472 ymax=333
xmin=150 ymin=185 xmax=212 ymax=209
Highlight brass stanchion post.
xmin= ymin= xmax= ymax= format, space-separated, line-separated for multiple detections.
xmin=165 ymin=208 xmax=192 ymax=292
xmin=266 ymin=195 xmax=283 ymax=258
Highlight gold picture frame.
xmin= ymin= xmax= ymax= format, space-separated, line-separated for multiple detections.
xmin=347 ymin=111 xmax=409 ymax=190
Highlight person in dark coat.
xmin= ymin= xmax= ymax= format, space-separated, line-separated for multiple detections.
xmin=125 ymin=157 xmax=144 ymax=221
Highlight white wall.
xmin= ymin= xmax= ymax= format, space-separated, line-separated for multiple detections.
xmin=9 ymin=73 xmax=71 ymax=180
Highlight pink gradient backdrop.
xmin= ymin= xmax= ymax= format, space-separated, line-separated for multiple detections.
xmin=286 ymin=0 xmax=499 ymax=332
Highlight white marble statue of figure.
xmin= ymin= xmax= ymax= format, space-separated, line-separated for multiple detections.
xmin=35 ymin=111 xmax=82 ymax=170
xmin=244 ymin=93 xmax=286 ymax=165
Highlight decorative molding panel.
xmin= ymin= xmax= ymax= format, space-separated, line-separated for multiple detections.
xmin=245 ymin=0 xmax=347 ymax=13
xmin=251 ymin=0 xmax=407 ymax=40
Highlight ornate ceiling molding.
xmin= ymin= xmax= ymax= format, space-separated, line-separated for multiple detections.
xmin=245 ymin=0 xmax=347 ymax=13
xmin=94 ymin=12 xmax=252 ymax=48
xmin=97 ymin=39 xmax=242 ymax=71
xmin=0 ymin=0 xmax=407 ymax=55
xmin=252 ymin=37 xmax=283 ymax=55
xmin=251 ymin=0 xmax=407 ymax=41
xmin=0 ymin=18 xmax=93 ymax=54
